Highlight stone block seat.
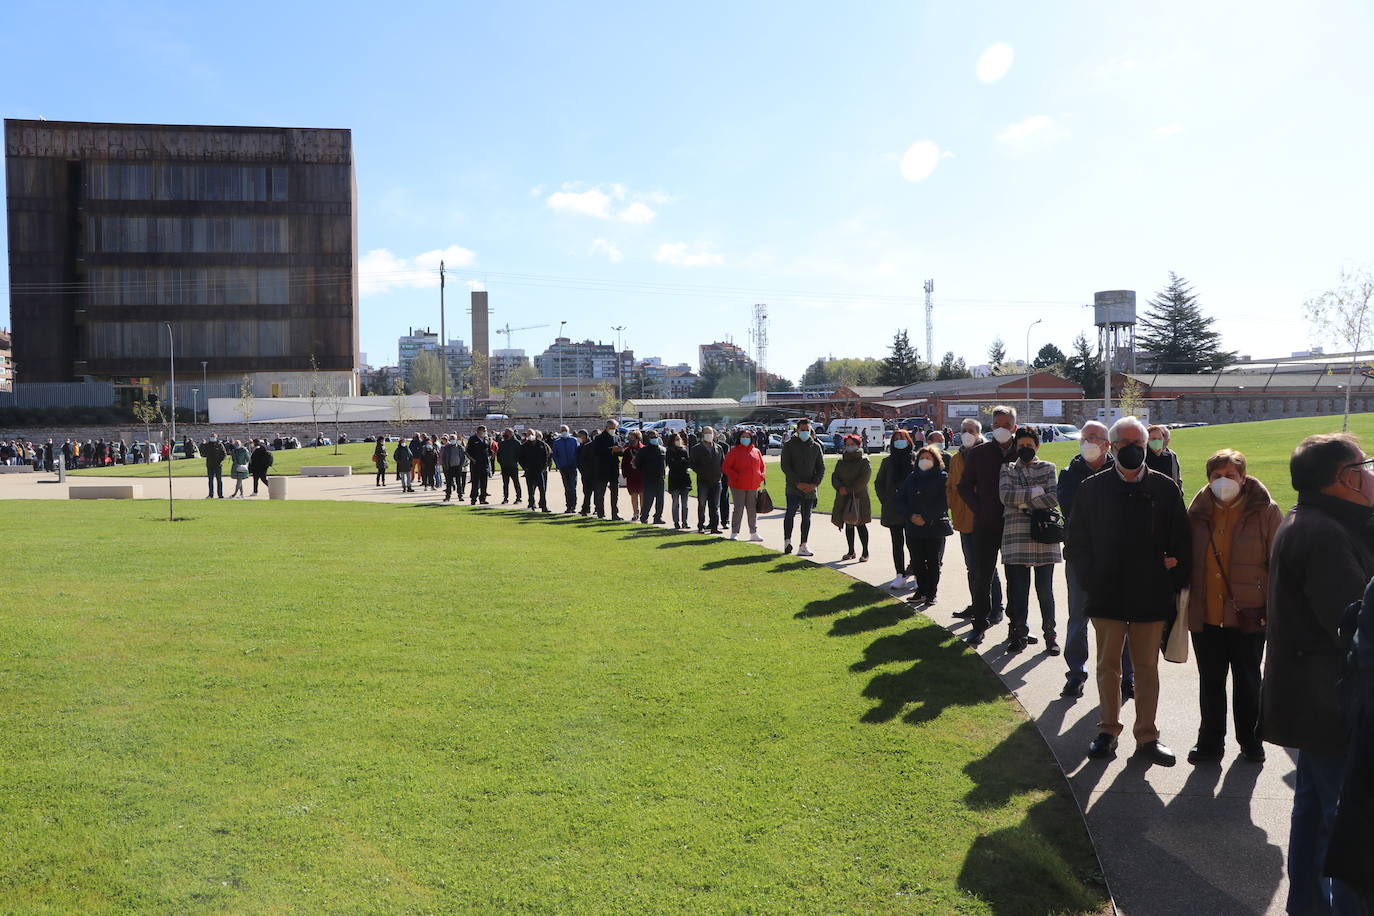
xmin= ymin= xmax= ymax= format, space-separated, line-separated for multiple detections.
xmin=299 ymin=466 xmax=352 ymax=477
xmin=69 ymin=484 xmax=142 ymax=499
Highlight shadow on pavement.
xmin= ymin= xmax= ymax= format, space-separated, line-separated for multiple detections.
xmin=956 ymin=719 xmax=1112 ymax=915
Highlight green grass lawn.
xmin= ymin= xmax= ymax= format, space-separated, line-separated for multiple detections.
xmin=71 ymin=441 xmax=379 ymax=478
xmin=0 ymin=501 xmax=1106 ymax=915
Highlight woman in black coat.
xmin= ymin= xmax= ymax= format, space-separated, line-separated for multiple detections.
xmin=894 ymin=445 xmax=954 ymax=605
xmin=665 ymin=433 xmax=693 ymax=529
xmin=372 ymin=439 xmax=388 ymax=487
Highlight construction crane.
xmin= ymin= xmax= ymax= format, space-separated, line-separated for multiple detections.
xmin=494 ymin=322 xmax=550 ymax=352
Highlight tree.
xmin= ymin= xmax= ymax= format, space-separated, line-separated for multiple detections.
xmin=987 ymin=337 xmax=1008 ymax=374
xmin=493 ymin=363 xmax=537 ymax=416
xmin=935 ymin=351 xmax=972 ymax=380
xmin=1305 ymin=266 xmax=1374 ymax=431
xmin=1137 ymin=272 xmax=1236 ymax=373
xmin=132 ymin=398 xmax=164 ymax=445
xmin=307 ymin=355 xmax=324 ymax=440
xmin=1064 ymin=333 xmax=1104 ymax=399
xmin=798 ymin=356 xmax=884 ymax=389
xmin=318 ymin=373 xmax=346 ymax=454
xmin=388 ymin=377 xmax=411 ymax=430
xmin=692 ymin=363 xmax=723 ymax=398
xmin=594 ymin=381 xmax=620 ymax=419
xmin=235 ymin=375 xmax=256 ymax=423
xmin=714 ymin=371 xmax=753 ymax=401
xmin=877 ymin=329 xmax=927 ymax=387
xmin=1033 ymin=343 xmax=1068 ymax=371
xmin=765 ymin=373 xmax=795 ymax=392
xmin=1118 ymin=376 xmax=1146 ymax=416
xmin=408 ymin=350 xmax=443 ymax=395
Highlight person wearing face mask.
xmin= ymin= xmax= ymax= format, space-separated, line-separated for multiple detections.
xmin=637 ymin=429 xmax=667 ymax=524
xmin=721 ymin=429 xmax=766 ymax=541
xmin=551 ymin=424 xmax=581 ymax=513
xmin=466 ymin=425 xmax=491 ymax=504
xmin=1057 ymin=420 xmax=1133 ymax=700
xmin=780 ymin=418 xmax=826 ymax=556
xmin=592 ymin=420 xmax=623 ymax=520
xmin=948 ymin=417 xmax=1005 ymax=616
xmin=665 ymin=433 xmax=693 ymax=529
xmin=575 ymin=430 xmax=597 ymax=515
xmin=621 ymin=429 xmax=646 ymax=521
xmin=957 ymin=406 xmax=1021 ymax=645
xmin=496 ymin=428 xmax=523 ymax=504
xmin=895 ymin=445 xmax=954 ymax=605
xmin=997 ymin=427 xmax=1062 ymax=654
xmin=1065 ymin=415 xmax=1191 ymax=767
xmin=876 ymin=428 xmax=920 ymax=589
xmin=689 ymin=425 xmax=726 ymax=533
xmin=1183 ymin=448 xmax=1281 ymax=765
xmin=518 ymin=429 xmax=552 ymax=512
xmin=1146 ymin=424 xmax=1183 ymax=492
xmin=1262 ymin=433 xmax=1374 ymax=915
xmin=830 ymin=433 xmax=872 ymax=561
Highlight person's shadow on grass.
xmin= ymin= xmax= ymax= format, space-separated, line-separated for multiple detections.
xmin=851 ymin=623 xmax=1006 ymax=725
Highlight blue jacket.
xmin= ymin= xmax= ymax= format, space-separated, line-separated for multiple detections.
xmin=895 ymin=467 xmax=953 ymax=538
xmin=1056 ymin=452 xmax=1114 ymax=521
xmin=551 ymin=434 xmax=579 ymax=469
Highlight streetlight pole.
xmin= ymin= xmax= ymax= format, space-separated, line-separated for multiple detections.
xmin=164 ymin=322 xmax=176 ymax=522
xmin=439 ymin=260 xmax=448 ymax=421
xmin=201 ymin=361 xmax=207 ymax=423
xmin=611 ymin=325 xmax=626 ymax=404
xmin=192 ymin=388 xmax=199 ymax=429
xmin=1025 ymin=318 xmax=1042 ymax=423
xmin=558 ymin=320 xmax=567 ymax=424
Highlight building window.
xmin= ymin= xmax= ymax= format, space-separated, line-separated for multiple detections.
xmin=86 ymin=162 xmax=291 ymax=202
xmin=85 ymin=216 xmax=290 ymax=253
xmin=82 ymin=267 xmax=299 ymax=307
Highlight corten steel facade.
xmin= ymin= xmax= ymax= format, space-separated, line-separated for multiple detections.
xmin=4 ymin=119 xmax=358 ymax=396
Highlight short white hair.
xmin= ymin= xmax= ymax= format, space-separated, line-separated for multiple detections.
xmin=991 ymin=405 xmax=1018 ymax=423
xmin=1108 ymin=415 xmax=1149 ymax=444
xmin=1081 ymin=420 xmax=1108 ymax=437
xmin=960 ymin=418 xmax=982 ymax=432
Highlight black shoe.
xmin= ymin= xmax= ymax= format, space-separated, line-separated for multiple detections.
xmin=1187 ymin=744 xmax=1224 ymax=765
xmin=1044 ymin=637 xmax=1061 ymax=656
xmin=952 ymin=607 xmax=976 ymax=620
xmin=501 ymin=499 xmax=508 ymax=504
xmin=1087 ymin=733 xmax=1119 ymax=759
xmin=784 ymin=543 xmax=794 ymax=554
xmin=965 ymin=628 xmax=986 ymax=647
xmin=612 ymin=515 xmax=623 ymax=521
xmin=988 ymin=612 xmax=1005 ymax=627
xmin=1240 ymin=745 xmax=1267 ymax=763
xmin=1121 ymin=680 xmax=1135 ymax=702
xmin=652 ymin=518 xmax=664 ymax=524
xmin=1006 ymin=637 xmax=1027 ymax=655
xmin=1025 ymin=635 xmax=1039 ymax=645
xmin=708 ymin=527 xmax=721 ymax=534
xmin=1061 ymin=679 xmax=1085 ymax=699
xmin=1136 ymin=740 xmax=1177 ymax=767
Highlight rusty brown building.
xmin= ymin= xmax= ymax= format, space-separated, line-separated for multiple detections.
xmin=4 ymin=119 xmax=357 ymax=402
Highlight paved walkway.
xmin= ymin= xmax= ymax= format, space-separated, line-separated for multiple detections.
xmin=8 ymin=470 xmax=1295 ymax=914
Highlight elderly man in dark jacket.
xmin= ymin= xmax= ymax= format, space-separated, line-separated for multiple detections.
xmin=956 ymin=405 xmax=1018 ymax=645
xmin=465 ymin=426 xmax=491 ymax=504
xmin=440 ymin=435 xmax=468 ymax=502
xmin=575 ymin=430 xmax=597 ymax=515
xmin=1064 ymin=416 xmax=1190 ymax=766
xmin=689 ymin=426 xmax=726 ymax=534
xmin=202 ymin=435 xmax=227 ymax=499
xmin=1325 ymin=577 xmax=1374 ymax=911
xmin=779 ymin=418 xmax=825 ymax=556
xmin=248 ymin=439 xmax=273 ymax=495
xmin=592 ymin=421 xmax=623 ymax=520
xmin=1263 ymin=433 xmax=1374 ymax=915
xmin=518 ymin=431 xmax=552 ymax=512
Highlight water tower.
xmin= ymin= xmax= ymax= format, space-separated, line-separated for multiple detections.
xmin=1094 ymin=290 xmax=1137 ymax=414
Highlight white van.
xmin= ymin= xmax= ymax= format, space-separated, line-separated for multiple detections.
xmin=826 ymin=418 xmax=885 ymax=453
xmin=642 ymin=418 xmax=687 ymax=436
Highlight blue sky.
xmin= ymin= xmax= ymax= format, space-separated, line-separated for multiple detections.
xmin=4 ymin=0 xmax=1373 ymax=379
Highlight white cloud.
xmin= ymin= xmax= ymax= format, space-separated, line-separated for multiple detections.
xmin=976 ymin=42 xmax=1014 ymax=83
xmin=359 ymin=244 xmax=476 ymax=295
xmin=544 ymin=182 xmax=660 ymax=223
xmin=592 ymin=238 xmax=624 ymax=264
xmin=466 ymin=280 xmax=485 ymax=291
xmin=996 ymin=114 xmax=1054 ymax=144
xmin=528 ymin=184 xmax=545 ymax=197
xmin=654 ymin=242 xmax=723 ymax=267
xmin=900 ymin=140 xmax=943 ymax=182
xmin=1154 ymin=122 xmax=1185 ymax=137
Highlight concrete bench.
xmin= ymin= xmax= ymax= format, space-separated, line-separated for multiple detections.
xmin=269 ymin=477 xmax=289 ymax=500
xmin=70 ymin=484 xmax=143 ymax=499
xmin=0 ymin=466 xmax=36 ymax=473
xmin=299 ymin=466 xmax=352 ymax=477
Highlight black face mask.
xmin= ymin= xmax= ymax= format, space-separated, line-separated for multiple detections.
xmin=1116 ymin=444 xmax=1146 ymax=470
xmin=1017 ymin=446 xmax=1036 ymax=464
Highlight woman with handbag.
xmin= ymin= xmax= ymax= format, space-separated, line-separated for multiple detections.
xmin=1185 ymin=448 xmax=1282 ymax=765
xmin=895 ymin=444 xmax=953 ymax=605
xmin=372 ymin=439 xmax=388 ymax=487
xmin=721 ymin=430 xmax=765 ymax=542
xmin=875 ymin=429 xmax=919 ymax=590
xmin=229 ymin=440 xmax=251 ymax=499
xmin=830 ymin=433 xmax=872 ymax=561
xmin=621 ymin=429 xmax=645 ymax=522
xmin=997 ymin=427 xmax=1062 ymax=655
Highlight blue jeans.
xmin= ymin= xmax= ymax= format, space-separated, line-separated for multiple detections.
xmin=207 ymin=465 xmax=223 ymax=497
xmin=959 ymin=531 xmax=1002 ymax=611
xmin=1288 ymin=749 xmax=1363 ymax=915
xmin=784 ymin=491 xmax=815 ymax=543
xmin=1064 ymin=559 xmax=1132 ymax=687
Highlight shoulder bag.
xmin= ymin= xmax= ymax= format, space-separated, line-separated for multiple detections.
xmin=1207 ymin=525 xmax=1266 ymax=634
xmin=756 ymin=487 xmax=774 ymax=514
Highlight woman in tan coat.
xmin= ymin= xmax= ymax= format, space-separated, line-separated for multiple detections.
xmin=831 ymin=433 xmax=873 ymax=562
xmin=1185 ymin=448 xmax=1282 ymax=765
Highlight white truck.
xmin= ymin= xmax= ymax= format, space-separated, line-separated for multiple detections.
xmin=826 ymin=418 xmax=886 ymax=453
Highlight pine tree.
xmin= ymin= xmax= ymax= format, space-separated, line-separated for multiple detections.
xmin=1033 ymin=343 xmax=1068 ymax=371
xmin=692 ymin=363 xmax=723 ymax=398
xmin=1065 ymin=332 xmax=1103 ymax=398
xmin=936 ymin=351 xmax=971 ymax=380
xmin=1137 ymin=272 xmax=1236 ymax=373
xmin=988 ymin=337 xmax=1007 ymax=373
xmin=878 ymin=329 xmax=926 ymax=386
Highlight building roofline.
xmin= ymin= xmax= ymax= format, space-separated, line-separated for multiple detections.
xmin=5 ymin=118 xmax=352 ymax=135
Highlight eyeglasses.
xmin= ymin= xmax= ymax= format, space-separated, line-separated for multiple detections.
xmin=1343 ymin=457 xmax=1374 ymax=471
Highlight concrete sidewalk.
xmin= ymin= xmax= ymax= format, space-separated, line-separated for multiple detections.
xmin=2 ymin=471 xmax=1294 ymax=914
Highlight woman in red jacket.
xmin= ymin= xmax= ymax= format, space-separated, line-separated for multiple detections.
xmin=722 ymin=429 xmax=766 ymax=541
xmin=621 ymin=429 xmax=645 ymax=521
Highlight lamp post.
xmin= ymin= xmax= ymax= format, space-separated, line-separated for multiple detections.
xmin=1025 ymin=318 xmax=1042 ymax=423
xmin=611 ymin=324 xmax=627 ymax=404
xmin=192 ymin=388 xmax=199 ymax=429
xmin=201 ymin=361 xmax=208 ymax=423
xmin=558 ymin=320 xmax=568 ymax=424
xmin=164 ymin=322 xmax=176 ymax=522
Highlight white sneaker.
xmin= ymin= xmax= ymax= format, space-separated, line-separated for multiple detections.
xmin=729 ymin=531 xmax=738 ymax=540
xmin=888 ymin=575 xmax=906 ymax=590
xmin=749 ymin=533 xmax=764 ymax=542
xmin=797 ymin=544 xmax=813 ymax=557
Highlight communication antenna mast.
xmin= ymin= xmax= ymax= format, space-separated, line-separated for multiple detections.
xmin=750 ymin=303 xmax=769 ymax=407
xmin=924 ymin=279 xmax=935 ymax=365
